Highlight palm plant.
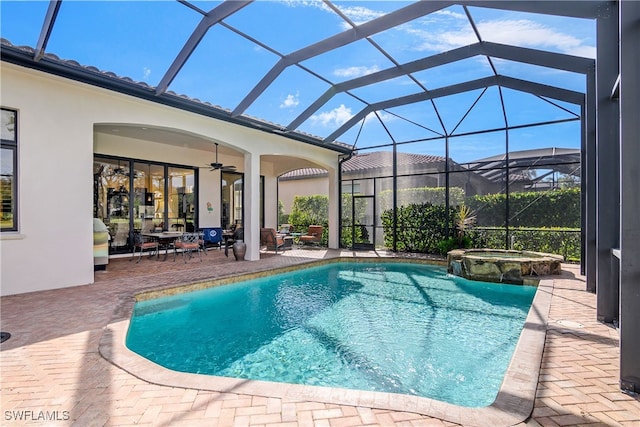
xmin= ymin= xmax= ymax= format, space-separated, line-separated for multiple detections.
xmin=456 ymin=205 xmax=476 ymax=245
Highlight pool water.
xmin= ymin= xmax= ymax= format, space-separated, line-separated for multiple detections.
xmin=126 ymin=262 xmax=536 ymax=407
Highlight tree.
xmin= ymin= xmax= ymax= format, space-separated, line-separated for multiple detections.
xmin=288 ymin=195 xmax=328 ymax=227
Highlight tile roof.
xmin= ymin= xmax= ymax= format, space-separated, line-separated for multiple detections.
xmin=0 ymin=38 xmax=352 ymax=153
xmin=342 ymin=151 xmax=444 ymax=173
xmin=279 ymin=151 xmax=444 ymax=179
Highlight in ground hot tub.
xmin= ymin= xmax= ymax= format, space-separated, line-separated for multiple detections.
xmin=447 ymin=248 xmax=563 ymax=284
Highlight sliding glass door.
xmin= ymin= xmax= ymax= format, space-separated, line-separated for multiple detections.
xmin=93 ymin=158 xmax=131 ymax=252
xmin=94 ymin=155 xmax=197 ymax=254
xmin=221 ymin=171 xmax=243 ymax=230
xmin=132 ymin=162 xmax=164 ymax=233
xmin=168 ymin=167 xmax=196 ymax=232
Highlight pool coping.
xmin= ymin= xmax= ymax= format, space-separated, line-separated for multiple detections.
xmin=99 ymin=258 xmax=553 ymax=426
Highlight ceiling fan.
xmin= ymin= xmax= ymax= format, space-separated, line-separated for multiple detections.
xmin=208 ymin=143 xmax=237 ymax=172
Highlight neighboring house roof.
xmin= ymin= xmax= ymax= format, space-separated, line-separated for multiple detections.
xmin=469 ymin=147 xmax=580 ymax=163
xmin=342 ymin=151 xmax=444 ymax=173
xmin=279 ymin=151 xmax=445 ymax=180
xmin=462 ymin=147 xmax=581 ymax=183
xmin=279 ymin=148 xmax=580 ymax=185
xmin=280 ymin=168 xmax=328 ymax=180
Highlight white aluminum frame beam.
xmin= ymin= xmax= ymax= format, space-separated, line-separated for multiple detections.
xmin=460 ymin=0 xmax=605 ymax=19
xmin=325 ymin=75 xmax=584 ymax=143
xmin=34 ymin=0 xmax=62 ymax=61
xmin=155 ymin=0 xmax=253 ymax=95
xmin=231 ymin=1 xmax=454 ymax=117
xmin=288 ymin=42 xmax=592 ymax=132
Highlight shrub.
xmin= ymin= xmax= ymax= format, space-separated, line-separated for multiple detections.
xmin=288 ymin=195 xmax=328 ymax=227
xmin=381 ymin=203 xmax=456 ymax=253
xmin=436 ymin=235 xmax=473 ymax=255
xmin=475 ymin=227 xmax=581 ymax=261
xmin=468 ymin=188 xmax=580 ymax=227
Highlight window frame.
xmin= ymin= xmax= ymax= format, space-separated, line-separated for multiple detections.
xmin=1 ymin=108 xmax=18 ymax=232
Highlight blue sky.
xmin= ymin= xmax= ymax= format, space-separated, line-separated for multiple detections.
xmin=1 ymin=1 xmax=595 ymax=163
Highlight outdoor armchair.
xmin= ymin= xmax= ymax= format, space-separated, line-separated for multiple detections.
xmin=131 ymin=231 xmax=159 ymax=263
xmin=260 ymin=228 xmax=286 ymax=253
xmin=174 ymin=232 xmax=202 ymax=263
xmin=299 ymin=225 xmax=323 ymax=246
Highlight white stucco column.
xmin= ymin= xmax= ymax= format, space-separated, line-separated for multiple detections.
xmin=244 ymin=151 xmax=261 ymax=261
xmin=264 ymin=175 xmax=279 ymax=228
xmin=198 ymin=169 xmax=221 ymax=228
xmin=327 ymin=166 xmax=339 ymax=249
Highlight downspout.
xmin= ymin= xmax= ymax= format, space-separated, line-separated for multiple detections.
xmin=338 ymin=150 xmax=356 ymax=249
xmin=393 ymin=142 xmax=398 ymax=252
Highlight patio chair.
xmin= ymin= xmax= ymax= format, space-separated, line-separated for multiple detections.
xmin=299 ymin=225 xmax=323 ymax=246
xmin=278 ymin=224 xmax=294 ymax=235
xmin=131 ymin=231 xmax=159 ymax=263
xmin=111 ymin=222 xmax=129 ymax=249
xmin=260 ymin=228 xmax=286 ymax=253
xmin=174 ymin=232 xmax=202 ymax=263
xmin=200 ymin=227 xmax=223 ymax=252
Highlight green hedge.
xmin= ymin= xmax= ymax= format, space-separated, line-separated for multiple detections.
xmin=381 ymin=203 xmax=456 ymax=253
xmin=468 ymin=187 xmax=580 ymax=227
xmin=287 ymin=188 xmax=581 ymax=259
xmin=380 ymin=203 xmax=580 ymax=260
xmin=474 ymin=227 xmax=581 ymax=261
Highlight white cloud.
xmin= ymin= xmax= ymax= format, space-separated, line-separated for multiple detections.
xmin=337 ymin=5 xmax=384 ymax=26
xmin=479 ymin=20 xmax=594 ymax=57
xmin=280 ymin=92 xmax=300 ymax=109
xmin=142 ymin=67 xmax=151 ymax=81
xmin=410 ymin=18 xmax=595 ymax=58
xmin=310 ymin=104 xmax=353 ymax=127
xmin=277 ymin=0 xmax=332 ymax=14
xmin=334 ymin=65 xmax=380 ymax=78
xmin=434 ymin=9 xmax=467 ymax=20
xmin=309 ymin=106 xmax=396 ymax=129
xmin=363 ymin=110 xmax=395 ymax=125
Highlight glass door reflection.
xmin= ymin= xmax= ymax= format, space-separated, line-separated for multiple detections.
xmin=221 ymin=171 xmax=243 ymax=230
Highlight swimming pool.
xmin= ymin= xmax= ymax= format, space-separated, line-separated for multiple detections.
xmin=126 ymin=261 xmax=536 ymax=408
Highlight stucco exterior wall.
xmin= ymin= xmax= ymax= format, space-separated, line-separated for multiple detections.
xmin=0 ymin=63 xmax=339 ymax=295
xmin=279 ymin=177 xmax=329 ymax=214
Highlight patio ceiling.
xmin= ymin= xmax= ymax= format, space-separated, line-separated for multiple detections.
xmin=1 ymin=1 xmax=600 ymax=154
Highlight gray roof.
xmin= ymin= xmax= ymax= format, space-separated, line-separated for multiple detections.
xmin=343 ymin=151 xmax=444 ymax=173
xmin=280 ymin=148 xmax=579 ymax=182
xmin=469 ymin=147 xmax=580 ymax=163
xmin=280 ymin=151 xmax=444 ymax=180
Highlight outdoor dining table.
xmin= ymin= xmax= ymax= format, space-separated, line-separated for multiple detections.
xmin=142 ymin=231 xmax=183 ymax=260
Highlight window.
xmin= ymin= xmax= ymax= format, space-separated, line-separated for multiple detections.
xmin=94 ymin=156 xmax=197 ymax=253
xmin=168 ymin=166 xmax=196 ymax=232
xmin=221 ymin=171 xmax=243 ymax=229
xmin=1 ymin=109 xmax=17 ymax=232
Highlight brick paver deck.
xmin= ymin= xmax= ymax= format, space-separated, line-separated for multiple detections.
xmin=1 ymin=248 xmax=638 ymax=426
